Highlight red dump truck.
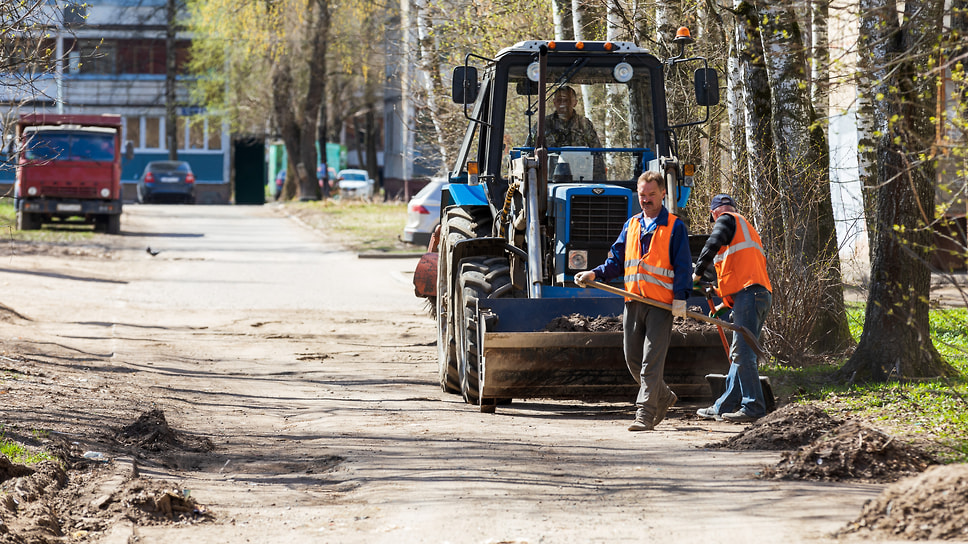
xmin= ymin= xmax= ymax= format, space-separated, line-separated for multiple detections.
xmin=15 ymin=113 xmax=128 ymax=234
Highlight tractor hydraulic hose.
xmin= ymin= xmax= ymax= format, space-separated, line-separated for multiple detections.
xmin=497 ymin=181 xmax=519 ymax=238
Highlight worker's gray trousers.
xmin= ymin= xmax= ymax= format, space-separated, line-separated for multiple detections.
xmin=623 ymin=301 xmax=673 ymax=418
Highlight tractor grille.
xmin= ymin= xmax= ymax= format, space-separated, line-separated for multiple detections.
xmin=569 ymin=194 xmax=628 ymax=243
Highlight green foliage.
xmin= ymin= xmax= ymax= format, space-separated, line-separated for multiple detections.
xmin=0 ymin=199 xmax=95 ymax=243
xmin=0 ymin=432 xmax=56 ymax=466
xmin=772 ymin=304 xmax=968 ymax=462
xmin=281 ymin=199 xmax=410 ymax=253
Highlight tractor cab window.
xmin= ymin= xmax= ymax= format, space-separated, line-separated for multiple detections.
xmin=501 ymin=59 xmax=656 ymax=186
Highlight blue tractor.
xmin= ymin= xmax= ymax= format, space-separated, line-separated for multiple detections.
xmin=415 ymin=33 xmax=726 ymax=412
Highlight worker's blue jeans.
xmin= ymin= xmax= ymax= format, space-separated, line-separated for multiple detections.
xmin=712 ymin=285 xmax=772 ymax=418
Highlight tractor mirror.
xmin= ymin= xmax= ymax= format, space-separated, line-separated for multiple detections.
xmin=124 ymin=140 xmax=135 ymax=160
xmin=452 ymin=66 xmax=479 ymax=104
xmin=516 ymin=79 xmax=538 ymax=96
xmin=694 ymin=68 xmax=720 ymax=107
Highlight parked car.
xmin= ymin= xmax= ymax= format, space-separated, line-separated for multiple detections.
xmin=137 ymin=160 xmax=195 ymax=204
xmin=403 ymin=177 xmax=445 ymax=246
xmin=336 ymin=169 xmax=375 ymax=199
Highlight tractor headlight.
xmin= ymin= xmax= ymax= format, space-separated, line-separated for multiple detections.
xmin=100 ymin=188 xmax=111 ymax=198
xmin=613 ymin=62 xmax=633 ymax=83
xmin=527 ymin=62 xmax=541 ymax=82
xmin=568 ymin=250 xmax=588 ymax=271
xmin=27 ymin=186 xmax=38 ymax=196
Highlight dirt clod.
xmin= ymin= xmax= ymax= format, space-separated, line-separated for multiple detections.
xmin=114 ymin=409 xmax=214 ymax=453
xmin=708 ymin=404 xmax=842 ymax=451
xmin=545 ymin=313 xmax=622 ymax=332
xmin=838 ymin=463 xmax=968 ymax=540
xmin=762 ymin=420 xmax=937 ymax=482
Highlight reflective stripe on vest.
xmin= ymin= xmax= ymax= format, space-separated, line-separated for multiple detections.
xmin=713 ymin=212 xmax=772 ymax=300
xmin=624 ymin=214 xmax=678 ymax=304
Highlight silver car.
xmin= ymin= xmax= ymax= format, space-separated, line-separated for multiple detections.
xmin=336 ymin=169 xmax=375 ymax=199
xmin=403 ymin=178 xmax=445 ymax=246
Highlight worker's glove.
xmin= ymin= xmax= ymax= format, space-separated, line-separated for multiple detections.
xmin=672 ymin=299 xmax=687 ymax=319
xmin=709 ymin=304 xmax=729 ymax=319
xmin=574 ymin=271 xmax=595 ymax=287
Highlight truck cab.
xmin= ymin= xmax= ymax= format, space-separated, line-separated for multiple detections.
xmin=15 ymin=113 xmax=127 ymax=234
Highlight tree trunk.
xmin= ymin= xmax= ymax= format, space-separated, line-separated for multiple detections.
xmin=552 ymin=0 xmax=573 ymax=40
xmin=165 ymin=0 xmax=178 ymax=160
xmin=842 ymin=0 xmax=954 ymax=381
xmin=735 ymin=1 xmax=779 ymax=251
xmin=571 ymin=0 xmax=594 ymax=112
xmin=725 ymin=2 xmax=746 ymax=193
xmin=810 ymin=0 xmax=829 ymax=138
xmin=758 ymin=0 xmax=851 ymax=353
xmin=415 ymin=0 xmax=450 ymax=169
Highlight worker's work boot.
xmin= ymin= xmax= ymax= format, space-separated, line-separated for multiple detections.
xmin=653 ymin=388 xmax=678 ymax=427
xmin=628 ymin=408 xmax=654 ymax=431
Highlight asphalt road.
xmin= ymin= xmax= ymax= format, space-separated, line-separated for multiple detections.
xmin=0 ymin=204 xmax=890 ymax=543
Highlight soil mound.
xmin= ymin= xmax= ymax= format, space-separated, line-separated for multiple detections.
xmin=762 ymin=420 xmax=937 ymax=482
xmin=0 ymin=455 xmax=36 ymax=482
xmin=544 ymin=306 xmax=717 ymax=333
xmin=838 ymin=463 xmax=968 ymax=540
xmin=0 ymin=460 xmax=70 ymax=542
xmin=545 ymin=314 xmax=621 ymax=332
xmin=708 ymin=403 xmax=842 ymax=450
xmin=114 ymin=409 xmax=214 ymax=453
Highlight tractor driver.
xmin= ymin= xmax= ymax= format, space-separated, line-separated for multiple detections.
xmin=529 ymin=85 xmax=607 ymax=180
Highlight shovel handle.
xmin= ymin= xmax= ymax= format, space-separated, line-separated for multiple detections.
xmin=582 ymin=280 xmax=768 ymax=359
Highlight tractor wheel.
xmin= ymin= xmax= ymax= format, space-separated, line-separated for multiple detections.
xmin=436 ymin=207 xmax=491 ymax=394
xmin=456 ymin=255 xmax=513 ymax=408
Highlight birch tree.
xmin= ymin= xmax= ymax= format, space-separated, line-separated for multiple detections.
xmin=760 ymin=1 xmax=850 ymax=353
xmin=842 ymin=0 xmax=955 ymax=380
xmin=414 ymin=0 xmax=451 ymax=169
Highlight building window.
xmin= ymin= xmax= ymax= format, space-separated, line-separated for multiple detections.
xmin=189 ymin=120 xmax=205 ymax=149
xmin=125 ymin=117 xmax=141 ymax=148
xmin=145 ymin=117 xmax=161 ymax=148
xmin=73 ymin=39 xmax=117 ymax=75
xmin=207 ymin=121 xmax=222 ymax=150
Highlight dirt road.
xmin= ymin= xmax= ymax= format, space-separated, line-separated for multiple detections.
xmin=0 ymin=205 xmax=891 ymax=543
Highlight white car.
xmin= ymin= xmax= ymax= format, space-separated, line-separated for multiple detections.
xmin=403 ymin=178 xmax=446 ymax=246
xmin=336 ymin=169 xmax=375 ymax=199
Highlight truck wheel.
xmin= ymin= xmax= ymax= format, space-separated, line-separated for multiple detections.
xmin=16 ymin=211 xmax=41 ymax=231
xmin=436 ymin=207 xmax=492 ymax=394
xmin=105 ymin=214 xmax=121 ymax=235
xmin=457 ymin=255 xmax=512 ymax=406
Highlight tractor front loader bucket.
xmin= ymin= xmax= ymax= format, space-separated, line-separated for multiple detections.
xmin=474 ymin=296 xmax=728 ymax=406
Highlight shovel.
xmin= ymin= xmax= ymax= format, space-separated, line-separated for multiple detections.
xmin=701 ymin=283 xmax=733 ymax=362
xmin=582 ymin=279 xmax=767 ymax=359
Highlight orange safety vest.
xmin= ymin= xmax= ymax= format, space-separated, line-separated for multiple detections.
xmin=624 ymin=214 xmax=679 ymax=304
xmin=714 ymin=212 xmax=772 ymax=304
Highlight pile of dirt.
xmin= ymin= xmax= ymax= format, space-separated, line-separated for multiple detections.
xmin=545 ymin=314 xmax=622 ymax=332
xmin=762 ymin=420 xmax=937 ymax=482
xmin=838 ymin=463 xmax=968 ymax=540
xmin=114 ymin=409 xmax=215 ymax=453
xmin=544 ymin=306 xmax=719 ymax=333
xmin=0 ymin=460 xmax=69 ymax=543
xmin=0 ymin=408 xmax=218 ymax=543
xmin=708 ymin=404 xmax=843 ymax=450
